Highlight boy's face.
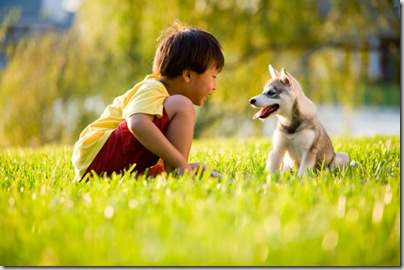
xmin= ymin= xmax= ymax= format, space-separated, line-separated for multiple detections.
xmin=187 ymin=66 xmax=218 ymax=106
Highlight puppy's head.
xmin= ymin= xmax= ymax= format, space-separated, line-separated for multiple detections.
xmin=249 ymin=65 xmax=295 ymax=120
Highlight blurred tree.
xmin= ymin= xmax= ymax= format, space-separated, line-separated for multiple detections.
xmin=0 ymin=0 xmax=399 ymax=146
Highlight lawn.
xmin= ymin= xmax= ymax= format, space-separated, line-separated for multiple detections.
xmin=0 ymin=136 xmax=400 ymax=266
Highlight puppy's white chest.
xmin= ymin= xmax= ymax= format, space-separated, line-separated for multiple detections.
xmin=285 ymin=130 xmax=315 ymax=161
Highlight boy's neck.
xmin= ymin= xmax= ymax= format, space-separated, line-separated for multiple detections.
xmin=159 ymin=76 xmax=186 ymax=96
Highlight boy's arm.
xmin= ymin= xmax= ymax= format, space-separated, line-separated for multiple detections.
xmin=127 ymin=113 xmax=192 ymax=174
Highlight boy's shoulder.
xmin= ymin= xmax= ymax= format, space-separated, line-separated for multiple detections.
xmin=128 ymin=74 xmax=164 ymax=93
xmin=120 ymin=74 xmax=169 ymax=105
xmin=138 ymin=74 xmax=165 ymax=90
xmin=120 ymin=74 xmax=169 ymax=119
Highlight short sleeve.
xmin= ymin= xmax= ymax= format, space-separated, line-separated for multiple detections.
xmin=122 ymin=80 xmax=169 ymax=120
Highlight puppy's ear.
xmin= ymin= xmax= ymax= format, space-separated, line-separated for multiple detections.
xmin=268 ymin=65 xmax=280 ymax=78
xmin=280 ymin=68 xmax=291 ymax=86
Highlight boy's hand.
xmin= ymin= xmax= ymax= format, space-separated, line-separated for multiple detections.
xmin=189 ymin=162 xmax=222 ymax=178
xmin=209 ymin=169 xmax=223 ymax=178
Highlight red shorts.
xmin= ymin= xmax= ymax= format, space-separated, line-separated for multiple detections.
xmin=83 ymin=109 xmax=170 ymax=180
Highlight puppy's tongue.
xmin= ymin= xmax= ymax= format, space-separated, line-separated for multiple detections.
xmin=252 ymin=108 xmax=267 ymax=119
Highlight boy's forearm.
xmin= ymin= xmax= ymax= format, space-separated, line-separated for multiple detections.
xmin=127 ymin=114 xmax=191 ymax=172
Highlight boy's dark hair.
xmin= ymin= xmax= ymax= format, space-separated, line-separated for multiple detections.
xmin=153 ymin=22 xmax=224 ymax=78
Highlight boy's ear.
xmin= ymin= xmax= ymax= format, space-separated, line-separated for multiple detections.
xmin=182 ymin=69 xmax=192 ymax=83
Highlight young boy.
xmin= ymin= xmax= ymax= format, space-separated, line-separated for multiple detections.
xmin=72 ymin=22 xmax=225 ymax=181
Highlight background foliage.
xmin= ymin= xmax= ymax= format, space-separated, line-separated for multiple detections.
xmin=0 ymin=0 xmax=400 ymax=146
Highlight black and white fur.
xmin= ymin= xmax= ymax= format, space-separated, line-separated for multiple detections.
xmin=250 ymin=65 xmax=349 ymax=177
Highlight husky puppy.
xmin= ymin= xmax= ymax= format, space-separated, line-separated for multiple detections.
xmin=250 ymin=65 xmax=349 ymax=177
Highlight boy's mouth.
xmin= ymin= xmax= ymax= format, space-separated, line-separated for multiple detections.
xmin=252 ymin=104 xmax=279 ymax=119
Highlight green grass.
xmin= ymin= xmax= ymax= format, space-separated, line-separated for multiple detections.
xmin=0 ymin=136 xmax=400 ymax=266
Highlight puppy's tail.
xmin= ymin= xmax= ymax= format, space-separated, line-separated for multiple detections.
xmin=330 ymin=152 xmax=350 ymax=171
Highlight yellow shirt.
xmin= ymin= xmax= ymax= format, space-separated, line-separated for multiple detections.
xmin=71 ymin=74 xmax=170 ymax=181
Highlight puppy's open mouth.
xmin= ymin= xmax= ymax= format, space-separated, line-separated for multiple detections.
xmin=252 ymin=104 xmax=279 ymax=119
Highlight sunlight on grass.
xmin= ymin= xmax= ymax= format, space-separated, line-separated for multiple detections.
xmin=0 ymin=136 xmax=400 ymax=266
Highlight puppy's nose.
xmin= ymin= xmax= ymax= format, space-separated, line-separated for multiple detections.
xmin=250 ymin=98 xmax=256 ymax=105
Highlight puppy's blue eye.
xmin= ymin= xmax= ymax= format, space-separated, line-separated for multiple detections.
xmin=267 ymin=91 xmax=276 ymax=96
